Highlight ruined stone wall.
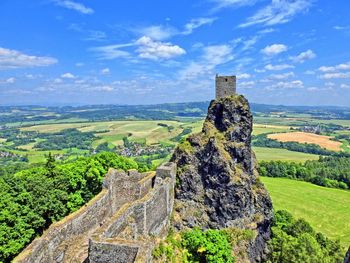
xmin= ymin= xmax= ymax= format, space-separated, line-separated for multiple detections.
xmin=89 ymin=162 xmax=176 ymax=263
xmin=215 ymin=75 xmax=236 ymax=99
xmin=14 ymin=163 xmax=175 ymax=263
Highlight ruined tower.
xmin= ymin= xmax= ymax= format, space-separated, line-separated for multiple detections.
xmin=215 ymin=74 xmax=236 ymax=99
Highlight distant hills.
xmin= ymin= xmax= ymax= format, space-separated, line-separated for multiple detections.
xmin=1 ymin=100 xmax=350 ymax=126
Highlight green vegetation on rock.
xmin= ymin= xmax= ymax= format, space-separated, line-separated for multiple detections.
xmin=153 ymin=227 xmax=256 ymax=262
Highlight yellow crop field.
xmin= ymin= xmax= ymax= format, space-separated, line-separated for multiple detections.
xmin=268 ymin=131 xmax=342 ymax=151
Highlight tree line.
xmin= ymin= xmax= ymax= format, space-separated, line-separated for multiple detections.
xmin=259 ymin=156 xmax=350 ymax=189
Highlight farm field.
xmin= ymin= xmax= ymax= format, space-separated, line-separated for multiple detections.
xmin=253 ymin=147 xmax=319 ymax=162
xmin=261 ymin=177 xmax=350 ymax=249
xmin=268 ymin=131 xmax=342 ymax=151
xmin=2 ymin=119 xmax=324 ymax=164
xmin=21 ymin=120 xmax=204 ymax=146
xmin=252 ymin=124 xmax=291 ymax=135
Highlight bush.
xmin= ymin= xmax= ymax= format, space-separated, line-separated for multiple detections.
xmin=182 ymin=228 xmax=234 ymax=263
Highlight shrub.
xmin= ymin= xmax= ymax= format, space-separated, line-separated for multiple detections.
xmin=182 ymin=228 xmax=234 ymax=263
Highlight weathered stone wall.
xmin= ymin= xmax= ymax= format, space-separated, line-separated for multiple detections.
xmin=89 ymin=162 xmax=176 ymax=263
xmin=14 ymin=163 xmax=176 ymax=263
xmin=215 ymin=74 xmax=236 ymax=99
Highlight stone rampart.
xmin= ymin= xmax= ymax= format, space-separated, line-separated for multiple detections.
xmin=14 ymin=162 xmax=176 ymax=263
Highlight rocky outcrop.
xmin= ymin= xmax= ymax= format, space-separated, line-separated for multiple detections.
xmin=171 ymin=95 xmax=273 ymax=262
xmin=345 ymin=246 xmax=350 ymax=263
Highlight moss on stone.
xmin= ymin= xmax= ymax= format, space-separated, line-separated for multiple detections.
xmin=177 ymin=140 xmax=194 ymax=154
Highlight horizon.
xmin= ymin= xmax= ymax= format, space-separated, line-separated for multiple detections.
xmin=1 ymin=98 xmax=349 ymax=109
xmin=1 ymin=1 xmax=350 ymax=106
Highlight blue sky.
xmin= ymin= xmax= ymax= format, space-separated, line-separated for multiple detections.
xmin=0 ymin=0 xmax=350 ymax=106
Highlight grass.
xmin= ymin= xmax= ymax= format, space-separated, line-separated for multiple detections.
xmin=252 ymin=124 xmax=292 ymax=135
xmin=6 ymin=117 xmax=88 ymax=128
xmin=261 ymin=177 xmax=350 ymax=248
xmin=21 ymin=120 xmax=204 ymax=147
xmin=253 ymin=147 xmax=319 ymax=162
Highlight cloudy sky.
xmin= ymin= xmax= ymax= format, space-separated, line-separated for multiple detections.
xmin=0 ymin=0 xmax=350 ymax=106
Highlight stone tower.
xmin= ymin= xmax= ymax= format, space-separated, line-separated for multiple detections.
xmin=215 ymin=74 xmax=236 ymax=99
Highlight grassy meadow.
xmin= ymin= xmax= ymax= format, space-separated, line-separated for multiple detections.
xmin=262 ymin=177 xmax=350 ymax=249
xmin=253 ymin=147 xmax=319 ymax=162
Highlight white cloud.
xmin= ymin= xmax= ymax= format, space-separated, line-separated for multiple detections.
xmin=179 ymin=44 xmax=233 ymax=79
xmin=84 ymin=30 xmax=106 ymax=41
xmin=269 ymin=80 xmax=304 ymax=89
xmin=239 ymin=0 xmax=312 ymax=28
xmin=265 ymin=63 xmax=294 ymax=71
xmin=55 ymin=0 xmax=94 ymax=14
xmin=261 ymin=44 xmax=288 ymax=56
xmin=61 ymin=72 xmax=75 ymax=79
xmin=182 ymin=17 xmax=216 ymax=35
xmin=0 ymin=47 xmax=57 ymax=70
xmin=318 ymin=62 xmax=350 ymax=72
xmin=92 ymin=85 xmax=114 ymax=92
xmin=135 ymin=36 xmax=186 ymax=60
xmin=269 ymin=71 xmax=295 ymax=79
xmin=211 ymin=0 xmax=257 ymax=10
xmin=90 ymin=44 xmax=132 ymax=60
xmin=320 ymin=72 xmax=350 ymax=79
xmin=138 ymin=25 xmax=177 ymax=40
xmin=25 ymin=74 xmax=35 ymax=79
xmin=237 ymin=73 xmax=251 ymax=79
xmin=202 ymin=45 xmax=233 ymax=64
xmin=258 ymin=28 xmax=276 ymax=34
xmin=290 ymin=49 xmax=316 ymax=63
xmin=242 ymin=36 xmax=259 ymax=51
xmin=334 ymin=25 xmax=350 ymax=32
xmin=341 ymin=84 xmax=350 ymax=89
xmin=324 ymin=82 xmax=335 ymax=87
xmin=240 ymin=81 xmax=255 ymax=88
xmin=91 ymin=37 xmax=185 ymax=61
xmin=255 ymin=68 xmax=266 ymax=73
xmin=54 ymin=78 xmax=63 ymax=83
xmin=306 ymin=86 xmax=319 ymax=91
xmin=100 ymin=68 xmax=110 ymax=75
xmin=138 ymin=17 xmax=216 ymax=40
xmin=0 ymin=77 xmax=15 ymax=84
xmin=6 ymin=77 xmax=15 ymax=83
xmin=305 ymin=70 xmax=315 ymax=75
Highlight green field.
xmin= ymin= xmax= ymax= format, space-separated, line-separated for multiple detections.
xmin=21 ymin=120 xmax=203 ymax=146
xmin=261 ymin=177 xmax=350 ymax=248
xmin=253 ymin=147 xmax=319 ymax=162
xmin=252 ymin=124 xmax=292 ymax=135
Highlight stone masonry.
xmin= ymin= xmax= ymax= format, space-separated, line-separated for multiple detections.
xmin=215 ymin=74 xmax=236 ymax=99
xmin=14 ymin=162 xmax=176 ymax=263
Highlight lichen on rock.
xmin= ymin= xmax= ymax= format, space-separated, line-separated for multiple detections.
xmin=171 ymin=94 xmax=273 ymax=262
